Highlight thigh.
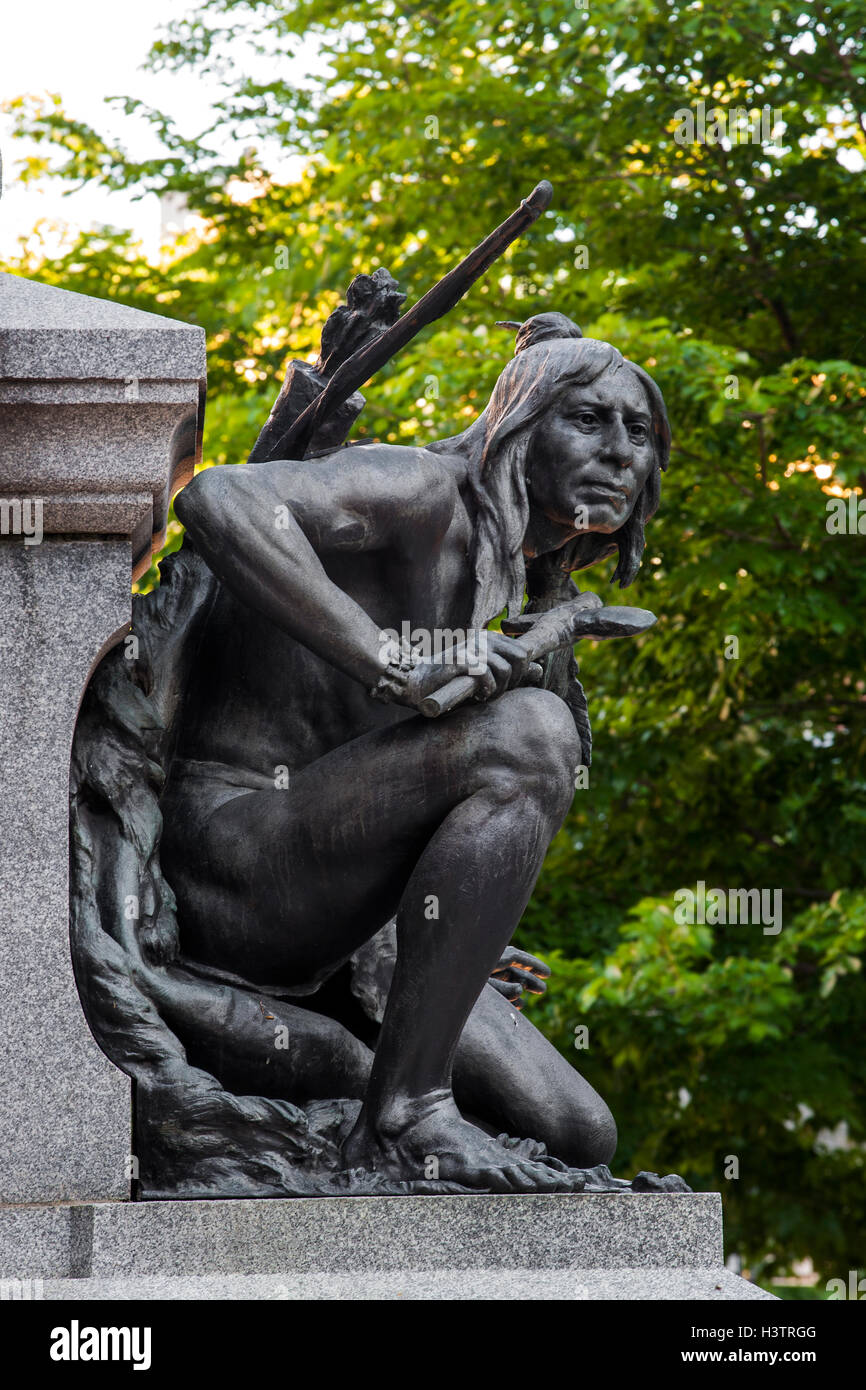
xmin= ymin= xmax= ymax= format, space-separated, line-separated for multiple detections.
xmin=161 ymin=698 xmax=509 ymax=985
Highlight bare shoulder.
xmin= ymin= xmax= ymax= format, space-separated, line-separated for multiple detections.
xmin=176 ymin=441 xmax=468 ymax=557
xmin=307 ymin=442 xmax=466 ymax=548
xmin=323 ymin=442 xmax=463 ymax=505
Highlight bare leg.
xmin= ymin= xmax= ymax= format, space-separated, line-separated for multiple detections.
xmin=143 ymin=965 xmax=615 ymax=1170
xmin=340 ymin=923 xmax=615 ymax=1165
xmin=454 ymin=984 xmax=617 ymax=1168
xmin=162 ymin=688 xmax=583 ymax=1191
xmin=340 ymin=692 xmax=586 ymax=1189
xmin=143 ymin=965 xmax=373 ymax=1102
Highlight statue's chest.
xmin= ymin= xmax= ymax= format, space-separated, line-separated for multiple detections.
xmin=322 ymin=525 xmax=475 ymax=637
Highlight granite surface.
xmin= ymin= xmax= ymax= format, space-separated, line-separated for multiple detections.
xmin=36 ymin=1268 xmax=775 ymax=1300
xmin=2 ymin=1194 xmax=721 ymax=1277
xmin=0 ymin=271 xmax=206 ymax=380
xmin=0 ymin=541 xmax=133 ymax=1202
xmin=0 ymin=272 xmax=212 ymax=1204
xmin=0 ymin=1194 xmax=776 ymax=1300
xmin=0 ymin=269 xmax=206 ymax=572
xmin=90 ymin=1193 xmax=723 ymax=1277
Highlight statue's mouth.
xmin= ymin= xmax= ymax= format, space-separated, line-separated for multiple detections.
xmin=583 ymin=481 xmax=630 ymax=506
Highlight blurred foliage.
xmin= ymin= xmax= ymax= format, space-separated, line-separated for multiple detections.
xmin=3 ymin=0 xmax=865 ymax=1281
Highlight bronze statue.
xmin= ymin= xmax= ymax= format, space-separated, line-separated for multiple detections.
xmin=70 ymin=185 xmax=687 ymax=1197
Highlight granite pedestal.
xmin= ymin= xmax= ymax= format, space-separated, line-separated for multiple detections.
xmin=0 ymin=1193 xmax=774 ymax=1300
xmin=0 ymin=271 xmax=205 ymax=1203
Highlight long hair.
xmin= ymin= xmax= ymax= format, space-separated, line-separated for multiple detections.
xmin=428 ymin=320 xmax=671 ymax=761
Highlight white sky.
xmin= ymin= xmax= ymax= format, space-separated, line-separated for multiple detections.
xmin=0 ymin=0 xmax=316 ymax=260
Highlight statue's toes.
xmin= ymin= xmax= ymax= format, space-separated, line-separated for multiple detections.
xmin=631 ymin=1170 xmax=693 ymax=1193
xmin=494 ymin=1132 xmax=549 ymax=1160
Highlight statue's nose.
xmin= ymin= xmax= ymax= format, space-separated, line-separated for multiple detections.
xmin=601 ymin=418 xmax=632 ymax=467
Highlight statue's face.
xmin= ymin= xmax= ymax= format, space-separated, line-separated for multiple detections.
xmin=526 ymin=365 xmax=655 ymax=541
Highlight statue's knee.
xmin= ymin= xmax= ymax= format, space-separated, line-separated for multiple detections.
xmin=579 ymin=1103 xmax=618 ymax=1168
xmin=543 ymin=1093 xmax=617 ymax=1169
xmin=477 ymin=689 xmax=579 ymax=815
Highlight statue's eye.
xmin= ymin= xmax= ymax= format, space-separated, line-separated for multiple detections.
xmin=571 ymin=411 xmax=598 ymax=428
xmin=628 ymin=423 xmax=649 ymax=444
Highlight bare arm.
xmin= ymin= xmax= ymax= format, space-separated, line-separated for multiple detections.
xmin=174 ymin=446 xmax=457 ymax=689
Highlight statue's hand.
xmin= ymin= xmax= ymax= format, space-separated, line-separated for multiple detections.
xmin=489 ymin=947 xmax=551 ymax=1008
xmin=403 ymin=632 xmax=540 ymax=711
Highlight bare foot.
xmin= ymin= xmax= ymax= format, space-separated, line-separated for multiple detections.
xmin=342 ymin=1090 xmax=586 ymax=1193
